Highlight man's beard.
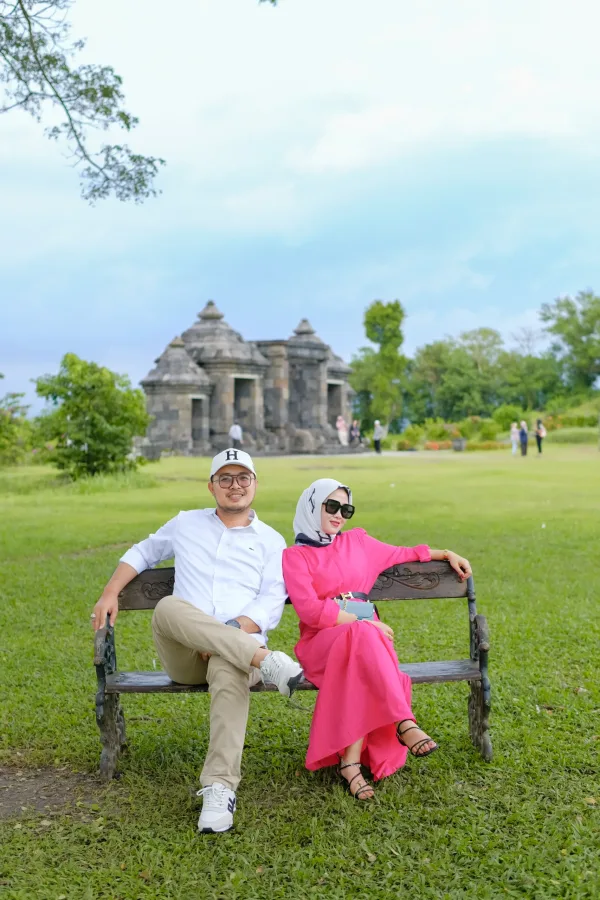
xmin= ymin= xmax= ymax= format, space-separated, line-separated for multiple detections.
xmin=217 ymin=494 xmax=252 ymax=514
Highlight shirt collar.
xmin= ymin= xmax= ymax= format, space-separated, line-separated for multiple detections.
xmin=211 ymin=508 xmax=258 ymax=532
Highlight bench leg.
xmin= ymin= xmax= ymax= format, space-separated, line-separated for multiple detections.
xmin=117 ymin=704 xmax=127 ymax=750
xmin=97 ymin=692 xmax=122 ymax=780
xmin=468 ymin=679 xmax=492 ymax=761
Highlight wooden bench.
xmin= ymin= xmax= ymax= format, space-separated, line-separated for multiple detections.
xmin=93 ymin=560 xmax=491 ymax=780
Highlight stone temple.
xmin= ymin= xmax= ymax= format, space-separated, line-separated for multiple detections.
xmin=139 ymin=301 xmax=354 ymax=456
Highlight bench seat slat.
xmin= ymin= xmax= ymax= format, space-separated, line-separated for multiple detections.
xmin=106 ymin=659 xmax=481 ymax=694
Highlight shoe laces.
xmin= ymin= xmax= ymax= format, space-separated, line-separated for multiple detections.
xmin=196 ymin=783 xmax=229 ymax=811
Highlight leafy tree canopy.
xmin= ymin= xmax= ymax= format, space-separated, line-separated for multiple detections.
xmin=350 ymin=300 xmax=407 ymax=429
xmin=35 ymin=353 xmax=150 ymax=477
xmin=540 ymin=291 xmax=600 ymax=390
xmin=0 ymin=373 xmax=31 ymax=465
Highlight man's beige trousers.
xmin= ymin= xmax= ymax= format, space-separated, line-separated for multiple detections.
xmin=151 ymin=595 xmax=263 ymax=791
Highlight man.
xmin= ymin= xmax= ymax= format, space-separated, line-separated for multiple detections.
xmin=228 ymin=421 xmax=243 ymax=449
xmin=373 ymin=420 xmax=385 ymax=454
xmin=91 ymin=448 xmax=303 ymax=834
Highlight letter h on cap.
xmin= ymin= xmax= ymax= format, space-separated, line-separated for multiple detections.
xmin=226 ymin=450 xmax=239 ymax=461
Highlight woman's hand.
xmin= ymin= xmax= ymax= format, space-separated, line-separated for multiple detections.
xmin=366 ymin=620 xmax=394 ymax=641
xmin=447 ymin=551 xmax=472 ymax=581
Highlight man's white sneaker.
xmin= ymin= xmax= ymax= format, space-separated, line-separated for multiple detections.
xmin=197 ymin=783 xmax=236 ymax=834
xmin=259 ymin=650 xmax=304 ymax=697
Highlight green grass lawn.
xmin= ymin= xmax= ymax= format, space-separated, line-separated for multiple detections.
xmin=1 ymin=447 xmax=599 ymax=899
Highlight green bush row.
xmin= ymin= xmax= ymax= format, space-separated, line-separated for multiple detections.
xmin=545 ymin=428 xmax=598 ymax=444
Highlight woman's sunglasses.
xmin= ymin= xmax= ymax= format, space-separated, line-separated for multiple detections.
xmin=322 ymin=499 xmax=355 ymax=519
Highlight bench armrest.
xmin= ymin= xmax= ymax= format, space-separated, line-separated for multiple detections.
xmin=474 ymin=614 xmax=490 ymax=654
xmin=93 ymin=620 xmax=117 ymax=675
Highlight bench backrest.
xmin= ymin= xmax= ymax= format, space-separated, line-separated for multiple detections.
xmin=117 ymin=560 xmax=472 ymax=611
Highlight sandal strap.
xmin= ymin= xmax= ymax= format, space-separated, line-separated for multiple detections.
xmin=353 ymin=783 xmax=374 ymax=799
xmin=338 ymin=761 xmax=362 ymax=772
xmin=346 ymin=770 xmax=373 ymax=798
xmin=409 ymin=738 xmax=437 ymax=756
xmin=347 ymin=771 xmax=364 ymax=790
xmin=396 ymin=724 xmax=420 ymax=739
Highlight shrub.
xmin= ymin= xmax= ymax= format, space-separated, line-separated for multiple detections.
xmin=424 ymin=440 xmax=452 ymax=451
xmin=401 ymin=424 xmax=424 ymax=448
xmin=395 ymin=439 xmax=415 ymax=451
xmin=456 ymin=417 xmax=479 ymax=439
xmin=479 ymin=419 xmax=500 ymax=441
xmin=545 ymin=428 xmax=598 ymax=444
xmin=424 ymin=418 xmax=450 ymax=440
xmin=543 ymin=414 xmax=597 ymax=432
xmin=465 ymin=440 xmax=505 ymax=451
xmin=492 ymin=404 xmax=524 ymax=431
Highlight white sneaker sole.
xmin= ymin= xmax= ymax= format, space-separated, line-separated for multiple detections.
xmin=198 ymin=822 xmax=234 ymax=834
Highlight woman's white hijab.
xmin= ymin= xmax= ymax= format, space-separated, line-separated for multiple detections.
xmin=293 ymin=478 xmax=352 ymax=545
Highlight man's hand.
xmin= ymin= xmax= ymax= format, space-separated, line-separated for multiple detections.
xmin=366 ymin=620 xmax=394 ymax=641
xmin=447 ymin=552 xmax=472 ymax=581
xmin=92 ymin=592 xmax=119 ymax=631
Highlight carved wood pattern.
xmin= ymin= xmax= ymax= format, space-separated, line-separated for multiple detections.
xmin=368 ymin=560 xmax=468 ymax=601
xmin=118 ymin=568 xmax=175 ymax=610
xmin=141 ymin=578 xmax=175 ymax=602
xmin=373 ymin=566 xmax=441 ymax=592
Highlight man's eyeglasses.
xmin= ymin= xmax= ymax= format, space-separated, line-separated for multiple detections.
xmin=212 ymin=473 xmax=255 ymax=489
xmin=322 ymin=499 xmax=355 ymax=519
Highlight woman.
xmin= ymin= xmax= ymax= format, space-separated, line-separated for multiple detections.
xmin=335 ymin=415 xmax=349 ymax=446
xmin=519 ymin=420 xmax=529 ymax=456
xmin=535 ymin=419 xmax=546 ymax=454
xmin=510 ymin=421 xmax=519 ymax=456
xmin=282 ymin=479 xmax=471 ymax=800
xmin=349 ymin=419 xmax=361 ymax=445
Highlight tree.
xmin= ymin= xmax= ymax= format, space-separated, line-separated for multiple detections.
xmin=497 ymin=349 xmax=562 ymax=411
xmin=35 ymin=353 xmax=151 ymax=477
xmin=1 ymin=0 xmax=165 ymax=201
xmin=405 ymin=329 xmax=506 ymax=422
xmin=349 ymin=300 xmax=407 ymax=429
xmin=0 ymin=373 xmax=31 ymax=465
xmin=540 ymin=291 xmax=600 ymax=390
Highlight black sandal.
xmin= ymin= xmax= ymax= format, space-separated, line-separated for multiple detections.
xmin=337 ymin=761 xmax=374 ymax=801
xmin=396 ymin=720 xmax=439 ymax=758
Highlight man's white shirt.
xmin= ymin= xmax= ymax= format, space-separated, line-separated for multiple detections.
xmin=228 ymin=424 xmax=243 ymax=441
xmin=120 ymin=509 xmax=287 ymax=644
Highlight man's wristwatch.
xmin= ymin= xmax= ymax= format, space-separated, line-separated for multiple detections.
xmin=226 ymin=619 xmax=241 ymax=629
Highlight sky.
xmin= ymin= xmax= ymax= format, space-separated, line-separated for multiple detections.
xmin=2 ymin=0 xmax=600 ymax=411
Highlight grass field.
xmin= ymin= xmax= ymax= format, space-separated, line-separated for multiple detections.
xmin=1 ymin=447 xmax=599 ymax=899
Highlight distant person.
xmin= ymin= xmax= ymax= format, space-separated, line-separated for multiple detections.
xmin=336 ymin=415 xmax=349 ymax=446
xmin=535 ymin=419 xmax=547 ymax=454
xmin=510 ymin=422 xmax=520 ymax=456
xmin=228 ymin=421 xmax=243 ymax=449
xmin=373 ymin=420 xmax=385 ymax=454
xmin=519 ymin=420 xmax=529 ymax=456
xmin=349 ymin=420 xmax=361 ymax=445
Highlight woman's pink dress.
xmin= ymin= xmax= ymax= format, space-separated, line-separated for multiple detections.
xmin=282 ymin=528 xmax=431 ymax=780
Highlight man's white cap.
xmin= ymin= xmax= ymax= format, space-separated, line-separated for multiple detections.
xmin=210 ymin=448 xmax=256 ymax=478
